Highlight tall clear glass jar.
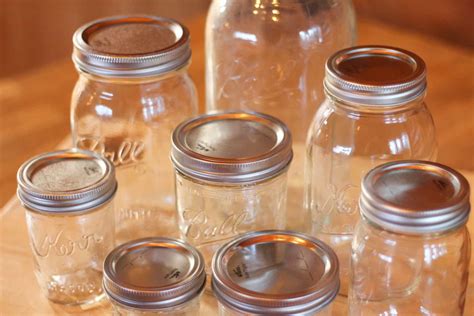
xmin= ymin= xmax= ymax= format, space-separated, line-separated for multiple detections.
xmin=17 ymin=149 xmax=117 ymax=309
xmin=305 ymin=46 xmax=438 ymax=296
xmin=212 ymin=230 xmax=339 ymax=315
xmin=205 ymin=0 xmax=356 ymax=231
xmin=171 ymin=112 xmax=293 ymax=267
xmin=71 ymin=16 xmax=198 ymax=243
xmin=103 ymin=237 xmax=206 ymax=315
xmin=350 ymin=161 xmax=471 ymax=315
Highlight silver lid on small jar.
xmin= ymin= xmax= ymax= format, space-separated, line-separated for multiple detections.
xmin=103 ymin=237 xmax=206 ymax=310
xmin=171 ymin=111 xmax=293 ymax=183
xmin=17 ymin=149 xmax=117 ymax=213
xmin=72 ymin=15 xmax=191 ymax=77
xmin=324 ymin=46 xmax=426 ymax=106
xmin=360 ymin=160 xmax=470 ymax=234
xmin=212 ymin=230 xmax=339 ymax=315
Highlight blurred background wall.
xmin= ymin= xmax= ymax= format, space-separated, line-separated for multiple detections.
xmin=1 ymin=0 xmax=473 ymax=78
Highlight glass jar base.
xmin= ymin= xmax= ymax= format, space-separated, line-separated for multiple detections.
xmin=48 ymin=292 xmax=108 ymax=313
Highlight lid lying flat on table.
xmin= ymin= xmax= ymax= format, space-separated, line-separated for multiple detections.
xmin=17 ymin=149 xmax=117 ymax=213
xmin=72 ymin=15 xmax=191 ymax=77
xmin=103 ymin=237 xmax=206 ymax=309
xmin=171 ymin=112 xmax=293 ymax=182
xmin=171 ymin=111 xmax=293 ymax=183
xmin=360 ymin=160 xmax=471 ymax=234
xmin=212 ymin=230 xmax=339 ymax=315
xmin=324 ymin=45 xmax=427 ymax=106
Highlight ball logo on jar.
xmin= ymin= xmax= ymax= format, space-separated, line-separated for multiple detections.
xmin=182 ymin=209 xmax=248 ymax=241
xmin=76 ymin=136 xmax=145 ymax=167
xmin=31 ymin=230 xmax=103 ymax=257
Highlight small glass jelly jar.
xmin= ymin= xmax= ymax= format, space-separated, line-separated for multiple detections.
xmin=171 ymin=111 xmax=293 ymax=267
xmin=17 ymin=149 xmax=117 ymax=308
xmin=212 ymin=230 xmax=340 ymax=315
xmin=350 ymin=161 xmax=471 ymax=315
xmin=103 ymin=237 xmax=206 ymax=315
xmin=71 ymin=15 xmax=198 ymax=244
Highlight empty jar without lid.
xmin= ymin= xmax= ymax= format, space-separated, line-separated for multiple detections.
xmin=171 ymin=111 xmax=293 ymax=267
xmin=212 ymin=230 xmax=340 ymax=315
xmin=350 ymin=161 xmax=471 ymax=315
xmin=17 ymin=149 xmax=117 ymax=308
xmin=103 ymin=237 xmax=206 ymax=315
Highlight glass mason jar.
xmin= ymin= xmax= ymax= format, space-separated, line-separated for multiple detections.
xmin=305 ymin=46 xmax=438 ymax=295
xmin=103 ymin=237 xmax=206 ymax=315
xmin=205 ymin=0 xmax=356 ymax=231
xmin=350 ymin=161 xmax=471 ymax=315
xmin=171 ymin=111 xmax=293 ymax=267
xmin=71 ymin=16 xmax=198 ymax=244
xmin=17 ymin=149 xmax=117 ymax=308
xmin=212 ymin=230 xmax=339 ymax=315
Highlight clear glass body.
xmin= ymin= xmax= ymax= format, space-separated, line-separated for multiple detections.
xmin=218 ymin=301 xmax=332 ymax=315
xmin=71 ymin=68 xmax=198 ymax=244
xmin=350 ymin=218 xmax=471 ymax=315
xmin=305 ymin=95 xmax=438 ymax=295
xmin=110 ymin=294 xmax=201 ymax=316
xmin=175 ymin=171 xmax=288 ymax=267
xmin=24 ymin=201 xmax=115 ymax=307
xmin=205 ymin=0 xmax=356 ymax=231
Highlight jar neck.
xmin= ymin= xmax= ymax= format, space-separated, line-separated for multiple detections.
xmin=76 ymin=63 xmax=190 ymax=85
xmin=325 ymin=92 xmax=426 ymax=115
xmin=362 ymin=215 xmax=466 ymax=240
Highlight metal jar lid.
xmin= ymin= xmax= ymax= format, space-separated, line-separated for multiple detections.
xmin=324 ymin=46 xmax=427 ymax=106
xmin=17 ymin=149 xmax=117 ymax=213
xmin=211 ymin=230 xmax=339 ymax=315
xmin=171 ymin=111 xmax=293 ymax=183
xmin=360 ymin=160 xmax=470 ymax=234
xmin=72 ymin=15 xmax=191 ymax=77
xmin=103 ymin=237 xmax=206 ymax=310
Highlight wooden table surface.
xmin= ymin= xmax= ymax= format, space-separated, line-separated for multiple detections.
xmin=1 ymin=14 xmax=473 ymax=315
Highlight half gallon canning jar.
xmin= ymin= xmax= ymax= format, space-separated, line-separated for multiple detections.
xmin=171 ymin=111 xmax=292 ymax=267
xmin=103 ymin=237 xmax=206 ymax=315
xmin=17 ymin=149 xmax=117 ymax=308
xmin=304 ymin=46 xmax=438 ymax=295
xmin=350 ymin=161 xmax=471 ymax=315
xmin=212 ymin=230 xmax=340 ymax=315
xmin=205 ymin=0 xmax=356 ymax=230
xmin=71 ymin=15 xmax=198 ymax=243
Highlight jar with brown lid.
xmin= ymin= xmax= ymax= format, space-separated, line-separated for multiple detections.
xmin=70 ymin=15 xmax=198 ymax=244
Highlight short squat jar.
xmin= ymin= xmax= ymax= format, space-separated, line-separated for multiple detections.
xmin=71 ymin=15 xmax=198 ymax=243
xmin=350 ymin=161 xmax=471 ymax=315
xmin=212 ymin=230 xmax=340 ymax=315
xmin=171 ymin=111 xmax=293 ymax=266
xmin=103 ymin=237 xmax=206 ymax=315
xmin=305 ymin=46 xmax=438 ymax=295
xmin=17 ymin=149 xmax=117 ymax=307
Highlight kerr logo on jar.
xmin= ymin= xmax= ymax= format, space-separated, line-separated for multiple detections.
xmin=76 ymin=136 xmax=145 ymax=167
xmin=32 ymin=230 xmax=103 ymax=257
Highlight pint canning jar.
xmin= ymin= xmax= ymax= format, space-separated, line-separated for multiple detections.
xmin=171 ymin=112 xmax=293 ymax=267
xmin=17 ymin=149 xmax=117 ymax=308
xmin=350 ymin=161 xmax=471 ymax=315
xmin=71 ymin=16 xmax=198 ymax=243
xmin=206 ymin=0 xmax=356 ymax=232
xmin=103 ymin=237 xmax=206 ymax=315
xmin=212 ymin=230 xmax=340 ymax=315
xmin=304 ymin=46 xmax=438 ymax=295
